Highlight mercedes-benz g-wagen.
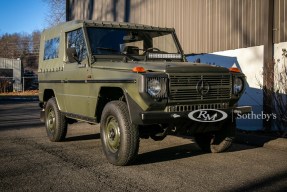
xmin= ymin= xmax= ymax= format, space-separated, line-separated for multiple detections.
xmin=38 ymin=20 xmax=251 ymax=166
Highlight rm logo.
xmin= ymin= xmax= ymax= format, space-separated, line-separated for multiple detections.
xmin=188 ymin=109 xmax=228 ymax=122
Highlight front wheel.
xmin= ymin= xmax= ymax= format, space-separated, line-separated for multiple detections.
xmin=195 ymin=118 xmax=235 ymax=153
xmin=194 ymin=133 xmax=233 ymax=153
xmin=45 ymin=97 xmax=67 ymax=142
xmin=100 ymin=101 xmax=139 ymax=166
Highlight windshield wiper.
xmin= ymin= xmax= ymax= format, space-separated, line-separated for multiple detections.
xmin=96 ymin=47 xmax=118 ymax=53
xmin=95 ymin=47 xmax=139 ymax=62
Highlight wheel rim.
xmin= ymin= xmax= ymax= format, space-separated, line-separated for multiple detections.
xmin=104 ymin=116 xmax=121 ymax=153
xmin=46 ymin=107 xmax=56 ymax=134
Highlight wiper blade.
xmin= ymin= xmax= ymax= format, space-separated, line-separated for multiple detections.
xmin=95 ymin=47 xmax=139 ymax=62
xmin=121 ymin=54 xmax=139 ymax=62
xmin=96 ymin=47 xmax=118 ymax=52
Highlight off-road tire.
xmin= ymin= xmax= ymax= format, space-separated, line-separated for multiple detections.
xmin=100 ymin=101 xmax=139 ymax=166
xmin=195 ymin=133 xmax=233 ymax=153
xmin=45 ymin=97 xmax=67 ymax=142
xmin=195 ymin=118 xmax=235 ymax=153
xmin=210 ymin=136 xmax=233 ymax=153
xmin=194 ymin=133 xmax=213 ymax=152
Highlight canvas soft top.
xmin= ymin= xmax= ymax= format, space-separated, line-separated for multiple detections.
xmin=42 ymin=20 xmax=175 ymax=34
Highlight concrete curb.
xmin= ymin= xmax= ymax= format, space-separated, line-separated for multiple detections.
xmin=263 ymin=138 xmax=287 ymax=151
xmin=235 ymin=131 xmax=287 ymax=151
xmin=0 ymin=96 xmax=38 ymax=101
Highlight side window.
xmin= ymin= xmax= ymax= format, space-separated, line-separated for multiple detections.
xmin=43 ymin=37 xmax=60 ymax=60
xmin=67 ymin=29 xmax=87 ymax=62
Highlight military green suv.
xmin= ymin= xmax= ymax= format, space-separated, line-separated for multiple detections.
xmin=38 ymin=20 xmax=251 ymax=166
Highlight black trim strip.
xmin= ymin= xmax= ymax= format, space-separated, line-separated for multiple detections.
xmin=38 ymin=79 xmax=136 ymax=84
xmin=39 ymin=80 xmax=62 ymax=83
xmin=63 ymin=112 xmax=97 ymax=123
xmin=86 ymin=79 xmax=136 ymax=83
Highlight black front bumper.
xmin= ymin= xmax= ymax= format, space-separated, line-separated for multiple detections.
xmin=140 ymin=106 xmax=252 ymax=124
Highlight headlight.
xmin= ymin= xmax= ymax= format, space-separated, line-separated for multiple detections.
xmin=146 ymin=77 xmax=167 ymax=98
xmin=233 ymin=77 xmax=244 ymax=95
xmin=148 ymin=79 xmax=161 ymax=96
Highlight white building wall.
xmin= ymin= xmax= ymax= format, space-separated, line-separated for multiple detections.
xmin=213 ymin=46 xmax=264 ymax=89
xmin=213 ymin=46 xmax=264 ymax=130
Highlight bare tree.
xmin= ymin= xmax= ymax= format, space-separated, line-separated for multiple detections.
xmin=32 ymin=31 xmax=41 ymax=53
xmin=259 ymin=49 xmax=287 ymax=137
xmin=0 ymin=31 xmax=40 ymax=70
xmin=43 ymin=0 xmax=66 ymax=27
xmin=0 ymin=33 xmax=23 ymax=59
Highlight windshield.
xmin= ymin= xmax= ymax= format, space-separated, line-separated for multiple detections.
xmin=87 ymin=27 xmax=180 ymax=57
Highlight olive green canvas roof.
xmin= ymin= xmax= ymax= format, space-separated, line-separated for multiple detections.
xmin=43 ymin=20 xmax=175 ymax=33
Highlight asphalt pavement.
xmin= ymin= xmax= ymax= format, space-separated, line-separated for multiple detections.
xmin=0 ymin=100 xmax=286 ymax=191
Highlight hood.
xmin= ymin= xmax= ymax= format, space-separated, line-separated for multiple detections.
xmin=91 ymin=61 xmax=229 ymax=73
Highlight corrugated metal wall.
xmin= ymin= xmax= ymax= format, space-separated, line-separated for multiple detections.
xmin=274 ymin=0 xmax=287 ymax=43
xmin=128 ymin=0 xmax=269 ymax=54
xmin=67 ymin=0 xmax=287 ymax=54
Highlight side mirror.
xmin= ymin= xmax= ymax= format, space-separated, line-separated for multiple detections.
xmin=66 ymin=47 xmax=80 ymax=64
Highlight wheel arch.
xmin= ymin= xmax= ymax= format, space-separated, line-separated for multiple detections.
xmin=43 ymin=89 xmax=55 ymax=102
xmin=95 ymin=86 xmax=143 ymax=125
xmin=39 ymin=89 xmax=56 ymax=109
xmin=95 ymin=87 xmax=126 ymax=123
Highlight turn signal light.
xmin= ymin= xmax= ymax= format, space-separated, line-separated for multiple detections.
xmin=132 ymin=66 xmax=146 ymax=73
xmin=229 ymin=64 xmax=241 ymax=73
xmin=229 ymin=67 xmax=241 ymax=73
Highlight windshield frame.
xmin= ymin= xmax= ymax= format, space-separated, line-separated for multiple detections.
xmin=85 ymin=26 xmax=184 ymax=62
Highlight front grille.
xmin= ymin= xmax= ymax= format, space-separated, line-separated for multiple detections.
xmin=165 ymin=103 xmax=229 ymax=112
xmin=169 ymin=73 xmax=231 ymax=101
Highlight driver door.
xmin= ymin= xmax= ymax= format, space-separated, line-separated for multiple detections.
xmin=62 ymin=28 xmax=92 ymax=117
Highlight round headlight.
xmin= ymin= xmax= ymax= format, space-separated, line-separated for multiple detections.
xmin=147 ymin=79 xmax=161 ymax=96
xmin=234 ymin=77 xmax=243 ymax=94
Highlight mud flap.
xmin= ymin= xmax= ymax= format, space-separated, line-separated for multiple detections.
xmin=40 ymin=109 xmax=45 ymax=122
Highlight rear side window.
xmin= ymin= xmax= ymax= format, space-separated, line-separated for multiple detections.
xmin=43 ymin=37 xmax=60 ymax=60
